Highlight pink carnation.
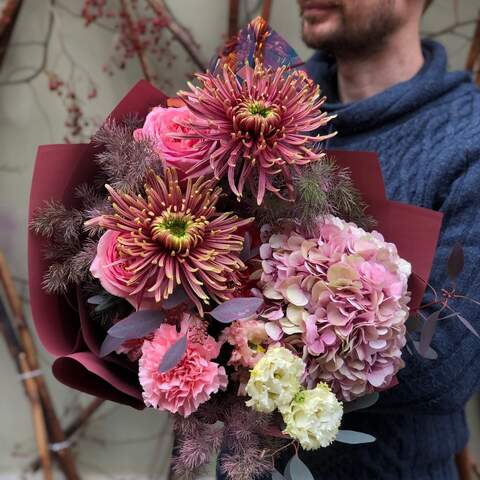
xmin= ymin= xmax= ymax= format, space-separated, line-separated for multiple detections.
xmin=139 ymin=322 xmax=227 ymax=417
xmin=133 ymin=106 xmax=211 ymax=176
xmin=221 ymin=319 xmax=268 ymax=369
xmin=259 ymin=216 xmax=411 ymax=401
xmin=90 ymin=230 xmax=156 ymax=310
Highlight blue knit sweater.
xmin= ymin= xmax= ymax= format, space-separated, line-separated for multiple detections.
xmin=291 ymin=39 xmax=480 ymax=480
xmin=217 ymin=40 xmax=480 ymax=480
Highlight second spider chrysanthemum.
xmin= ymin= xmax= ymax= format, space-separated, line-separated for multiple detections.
xmin=86 ymin=168 xmax=253 ymax=313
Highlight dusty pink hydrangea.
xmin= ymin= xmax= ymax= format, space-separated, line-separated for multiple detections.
xmin=259 ymin=216 xmax=411 ymax=401
xmin=133 ymin=105 xmax=211 ymax=176
xmin=139 ymin=317 xmax=227 ymax=416
xmin=221 ymin=319 xmax=269 ymax=369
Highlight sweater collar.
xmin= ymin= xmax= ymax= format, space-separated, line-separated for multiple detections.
xmin=305 ymin=39 xmax=472 ymax=134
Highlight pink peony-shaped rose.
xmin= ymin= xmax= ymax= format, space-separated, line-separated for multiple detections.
xmin=90 ymin=229 xmax=134 ymax=299
xmin=133 ymin=106 xmax=211 ymax=176
xmin=259 ymin=216 xmax=411 ymax=401
xmin=90 ymin=230 xmax=157 ymax=310
xmin=139 ymin=322 xmax=227 ymax=417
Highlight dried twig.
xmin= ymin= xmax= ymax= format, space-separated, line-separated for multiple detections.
xmin=0 ymin=0 xmax=23 ymax=68
xmin=120 ymin=0 xmax=155 ymax=83
xmin=147 ymin=0 xmax=206 ymax=71
xmin=0 ymin=0 xmax=54 ymax=86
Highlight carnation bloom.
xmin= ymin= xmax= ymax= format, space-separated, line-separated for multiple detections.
xmin=86 ymin=168 xmax=252 ymax=314
xmin=260 ymin=216 xmax=411 ymax=401
xmin=282 ymin=383 xmax=343 ymax=450
xmin=178 ymin=65 xmax=334 ymax=204
xmin=245 ymin=346 xmax=305 ymax=413
xmin=133 ymin=106 xmax=210 ymax=176
xmin=139 ymin=319 xmax=227 ymax=417
xmin=221 ymin=319 xmax=269 ymax=368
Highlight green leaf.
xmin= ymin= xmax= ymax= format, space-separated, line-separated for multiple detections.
xmin=343 ymin=392 xmax=379 ymax=414
xmin=336 ymin=430 xmax=376 ymax=444
xmin=284 ymin=455 xmax=314 ymax=480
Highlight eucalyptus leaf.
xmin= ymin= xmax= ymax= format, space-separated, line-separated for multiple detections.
xmin=336 ymin=430 xmax=376 ymax=445
xmin=209 ymin=297 xmax=263 ymax=323
xmin=447 ymin=243 xmax=464 ymax=280
xmin=271 ymin=469 xmax=285 ymax=480
xmin=108 ymin=310 xmax=165 ymax=340
xmin=413 ymin=340 xmax=438 ymax=360
xmin=159 ymin=335 xmax=187 ymax=373
xmin=457 ymin=314 xmax=480 ymax=338
xmin=87 ymin=294 xmax=108 ymax=305
xmin=94 ymin=297 xmax=118 ymax=313
xmin=99 ymin=334 xmax=125 ymax=358
xmin=284 ymin=455 xmax=314 ymax=480
xmin=343 ymin=392 xmax=379 ymax=414
xmin=419 ymin=310 xmax=440 ymax=357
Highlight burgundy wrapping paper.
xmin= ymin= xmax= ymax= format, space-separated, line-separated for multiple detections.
xmin=28 ymin=81 xmax=442 ymax=408
xmin=28 ymin=81 xmax=167 ymax=406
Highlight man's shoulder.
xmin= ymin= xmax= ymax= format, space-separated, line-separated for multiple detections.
xmin=426 ymin=79 xmax=480 ymax=150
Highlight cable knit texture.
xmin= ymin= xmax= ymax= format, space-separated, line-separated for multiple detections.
xmin=217 ymin=40 xmax=480 ymax=480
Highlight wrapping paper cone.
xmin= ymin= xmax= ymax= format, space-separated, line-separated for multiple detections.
xmin=28 ymin=81 xmax=442 ymax=408
xmin=28 ymin=81 xmax=166 ymax=406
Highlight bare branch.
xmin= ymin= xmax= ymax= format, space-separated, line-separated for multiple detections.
xmin=120 ymin=0 xmax=156 ymax=83
xmin=0 ymin=0 xmax=54 ymax=86
xmin=147 ymin=0 xmax=206 ymax=71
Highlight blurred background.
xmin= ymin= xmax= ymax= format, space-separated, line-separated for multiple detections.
xmin=0 ymin=0 xmax=479 ymax=478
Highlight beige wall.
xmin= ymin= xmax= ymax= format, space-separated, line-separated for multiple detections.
xmin=0 ymin=0 xmax=478 ymax=477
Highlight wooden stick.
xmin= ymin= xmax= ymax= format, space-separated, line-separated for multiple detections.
xmin=466 ymin=14 xmax=480 ymax=86
xmin=261 ymin=0 xmax=273 ymax=23
xmin=29 ymin=397 xmax=105 ymax=473
xmin=18 ymin=352 xmax=54 ymax=480
xmin=228 ymin=0 xmax=240 ymax=38
xmin=0 ymin=252 xmax=80 ymax=480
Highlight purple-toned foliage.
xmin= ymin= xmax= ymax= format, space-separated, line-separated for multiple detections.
xmin=92 ymin=118 xmax=162 ymax=192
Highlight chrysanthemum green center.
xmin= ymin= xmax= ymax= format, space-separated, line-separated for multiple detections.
xmin=235 ymin=99 xmax=281 ymax=136
xmin=247 ymin=101 xmax=273 ymax=118
xmin=151 ymin=211 xmax=207 ymax=254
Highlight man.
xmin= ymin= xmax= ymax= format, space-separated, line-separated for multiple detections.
xmin=294 ymin=0 xmax=480 ymax=479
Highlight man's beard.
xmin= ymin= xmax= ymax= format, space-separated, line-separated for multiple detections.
xmin=301 ymin=0 xmax=400 ymax=59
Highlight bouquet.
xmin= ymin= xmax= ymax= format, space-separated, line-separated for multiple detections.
xmin=29 ymin=18 xmax=448 ymax=479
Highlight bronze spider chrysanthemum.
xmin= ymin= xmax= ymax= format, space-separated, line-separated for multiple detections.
xmin=87 ymin=168 xmax=253 ymax=313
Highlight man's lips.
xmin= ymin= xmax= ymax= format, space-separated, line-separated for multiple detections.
xmin=302 ymin=3 xmax=338 ymax=17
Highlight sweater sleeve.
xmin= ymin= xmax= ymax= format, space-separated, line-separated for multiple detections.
xmin=379 ymin=146 xmax=480 ymax=415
